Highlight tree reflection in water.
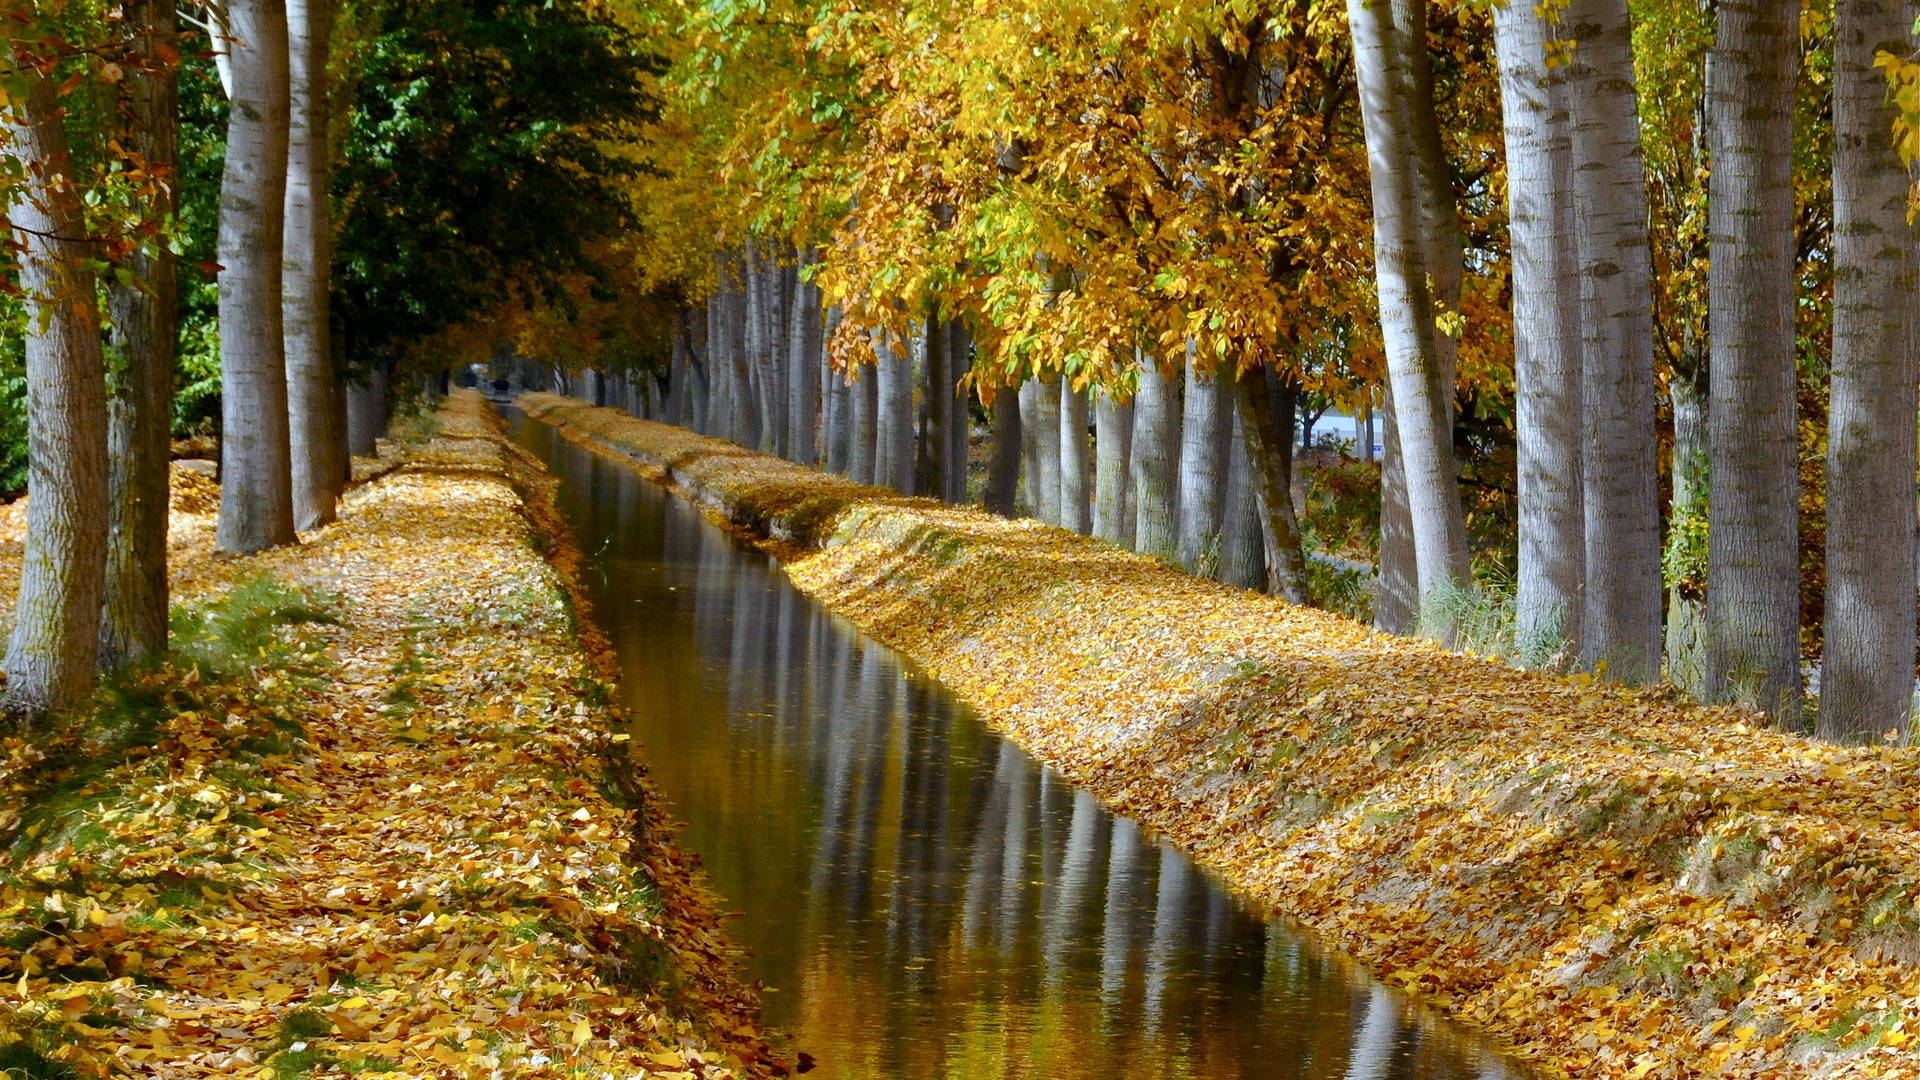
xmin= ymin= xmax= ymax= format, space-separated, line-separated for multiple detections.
xmin=511 ymin=412 xmax=1531 ymax=1080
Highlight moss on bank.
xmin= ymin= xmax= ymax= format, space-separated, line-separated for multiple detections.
xmin=521 ymin=392 xmax=1920 ymax=1080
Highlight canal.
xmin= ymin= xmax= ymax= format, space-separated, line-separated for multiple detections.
xmin=507 ymin=410 xmax=1530 ymax=1080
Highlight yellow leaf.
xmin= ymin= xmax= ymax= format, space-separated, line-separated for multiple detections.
xmin=572 ymin=1017 xmax=592 ymax=1045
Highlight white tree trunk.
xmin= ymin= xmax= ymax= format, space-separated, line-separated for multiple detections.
xmin=1093 ymin=393 xmax=1135 ymax=546
xmin=1349 ymin=0 xmax=1471 ymax=631
xmin=1131 ymin=355 xmax=1181 ymax=561
xmin=787 ymin=253 xmax=822 ymax=465
xmin=1028 ymin=375 xmax=1062 ymax=523
xmin=1821 ymin=0 xmax=1919 ymax=741
xmin=1497 ymin=0 xmax=1586 ymax=665
xmin=1176 ymin=352 xmax=1231 ymax=575
xmin=1705 ymin=0 xmax=1802 ymax=721
xmin=1059 ymin=380 xmax=1092 ymax=533
xmin=1374 ymin=385 xmax=1417 ymax=632
xmin=874 ymin=329 xmax=915 ymax=492
xmin=216 ymin=0 xmax=296 ymax=553
xmin=284 ymin=0 xmax=341 ymax=531
xmin=1565 ymin=0 xmax=1662 ymax=682
xmin=3 ymin=71 xmax=111 ymax=722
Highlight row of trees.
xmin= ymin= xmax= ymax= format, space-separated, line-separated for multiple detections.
xmin=1 ymin=0 xmax=660 ymax=723
xmin=507 ymin=0 xmax=1918 ymax=743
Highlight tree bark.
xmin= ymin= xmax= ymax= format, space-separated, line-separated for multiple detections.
xmin=946 ymin=320 xmax=972 ymax=502
xmin=787 ymin=252 xmax=822 ymax=466
xmin=1176 ymin=351 xmax=1232 ymax=575
xmin=1219 ymin=411 xmax=1267 ymax=591
xmin=874 ymin=329 xmax=915 ymax=492
xmin=1232 ymin=368 xmax=1309 ymax=602
xmin=1059 ymin=380 xmax=1092 ymax=533
xmin=216 ymin=0 xmax=296 ymax=553
xmin=1666 ymin=364 xmax=1710 ymax=696
xmin=1349 ymin=0 xmax=1470 ymax=632
xmin=1496 ymin=0 xmax=1586 ymax=666
xmin=1375 ymin=384 xmax=1417 ymax=632
xmin=1093 ymin=392 xmax=1135 ymax=546
xmin=1821 ymin=0 xmax=1919 ymax=742
xmin=3 ymin=70 xmax=111 ymax=722
xmin=924 ymin=315 xmax=956 ymax=498
xmin=347 ymin=367 xmax=386 ymax=455
xmin=1565 ymin=0 xmax=1662 ymax=682
xmin=100 ymin=0 xmax=179 ymax=669
xmin=1024 ymin=376 xmax=1062 ymax=523
xmin=1705 ymin=0 xmax=1802 ymax=721
xmin=850 ymin=345 xmax=880 ymax=485
xmin=1132 ymin=355 xmax=1181 ymax=561
xmin=284 ymin=0 xmax=341 ymax=531
xmin=984 ymin=386 xmax=1022 ymax=515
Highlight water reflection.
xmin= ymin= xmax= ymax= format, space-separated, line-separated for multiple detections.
xmin=510 ymin=413 xmax=1530 ymax=1080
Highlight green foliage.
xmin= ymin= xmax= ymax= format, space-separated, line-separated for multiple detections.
xmin=334 ymin=0 xmax=665 ymax=355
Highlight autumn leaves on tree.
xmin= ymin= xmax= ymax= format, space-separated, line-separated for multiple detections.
xmin=4 ymin=0 xmax=1920 ymax=741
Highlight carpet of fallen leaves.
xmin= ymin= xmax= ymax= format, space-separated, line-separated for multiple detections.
xmin=522 ymin=392 xmax=1920 ymax=1080
xmin=0 ymin=392 xmax=785 ymax=1078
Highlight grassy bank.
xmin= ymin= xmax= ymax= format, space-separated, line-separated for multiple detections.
xmin=520 ymin=392 xmax=1920 ymax=1080
xmin=0 ymin=391 xmax=785 ymax=1079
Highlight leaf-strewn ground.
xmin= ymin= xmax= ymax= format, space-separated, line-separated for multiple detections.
xmin=521 ymin=392 xmax=1920 ymax=1080
xmin=0 ymin=392 xmax=785 ymax=1078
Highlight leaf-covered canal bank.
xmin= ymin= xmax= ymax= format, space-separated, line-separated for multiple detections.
xmin=0 ymin=392 xmax=785 ymax=1078
xmin=520 ymin=393 xmax=1920 ymax=1080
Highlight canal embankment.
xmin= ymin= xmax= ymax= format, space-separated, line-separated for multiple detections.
xmin=0 ymin=391 xmax=787 ymax=1078
xmin=519 ymin=391 xmax=1920 ymax=1080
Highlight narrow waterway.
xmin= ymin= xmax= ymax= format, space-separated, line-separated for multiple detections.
xmin=508 ymin=411 xmax=1532 ymax=1080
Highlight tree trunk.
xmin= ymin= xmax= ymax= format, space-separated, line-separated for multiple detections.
xmin=787 ymin=253 xmax=822 ymax=466
xmin=216 ymin=0 xmax=296 ymax=554
xmin=347 ymin=367 xmax=386 ymax=455
xmin=1821 ymin=0 xmax=1919 ymax=742
xmin=1024 ymin=377 xmax=1062 ymax=524
xmin=823 ymin=309 xmax=852 ymax=473
xmin=946 ymin=320 xmax=971 ymax=502
xmin=726 ymin=274 xmax=756 ymax=447
xmin=1059 ymin=380 xmax=1092 ymax=533
xmin=1219 ymin=411 xmax=1267 ymax=591
xmin=1705 ymin=0 xmax=1802 ymax=721
xmin=1093 ymin=392 xmax=1135 ymax=546
xmin=984 ymin=386 xmax=1022 ymax=515
xmin=1232 ymin=368 xmax=1309 ymax=602
xmin=1565 ymin=0 xmax=1662 ymax=682
xmin=100 ymin=0 xmax=179 ymax=669
xmin=924 ymin=315 xmax=955 ymax=498
xmin=284 ymin=0 xmax=341 ymax=531
xmin=1665 ymin=363 xmax=1710 ymax=697
xmin=3 ymin=70 xmax=111 ymax=722
xmin=1176 ymin=352 xmax=1231 ymax=575
xmin=1375 ymin=385 xmax=1417 ymax=632
xmin=1497 ymin=0 xmax=1586 ymax=666
xmin=850 ymin=349 xmax=880 ymax=485
xmin=1349 ymin=0 xmax=1470 ymax=632
xmin=874 ymin=329 xmax=915 ymax=492
xmin=1132 ymin=355 xmax=1181 ymax=561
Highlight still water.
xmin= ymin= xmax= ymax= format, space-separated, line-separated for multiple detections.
xmin=507 ymin=411 xmax=1531 ymax=1080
